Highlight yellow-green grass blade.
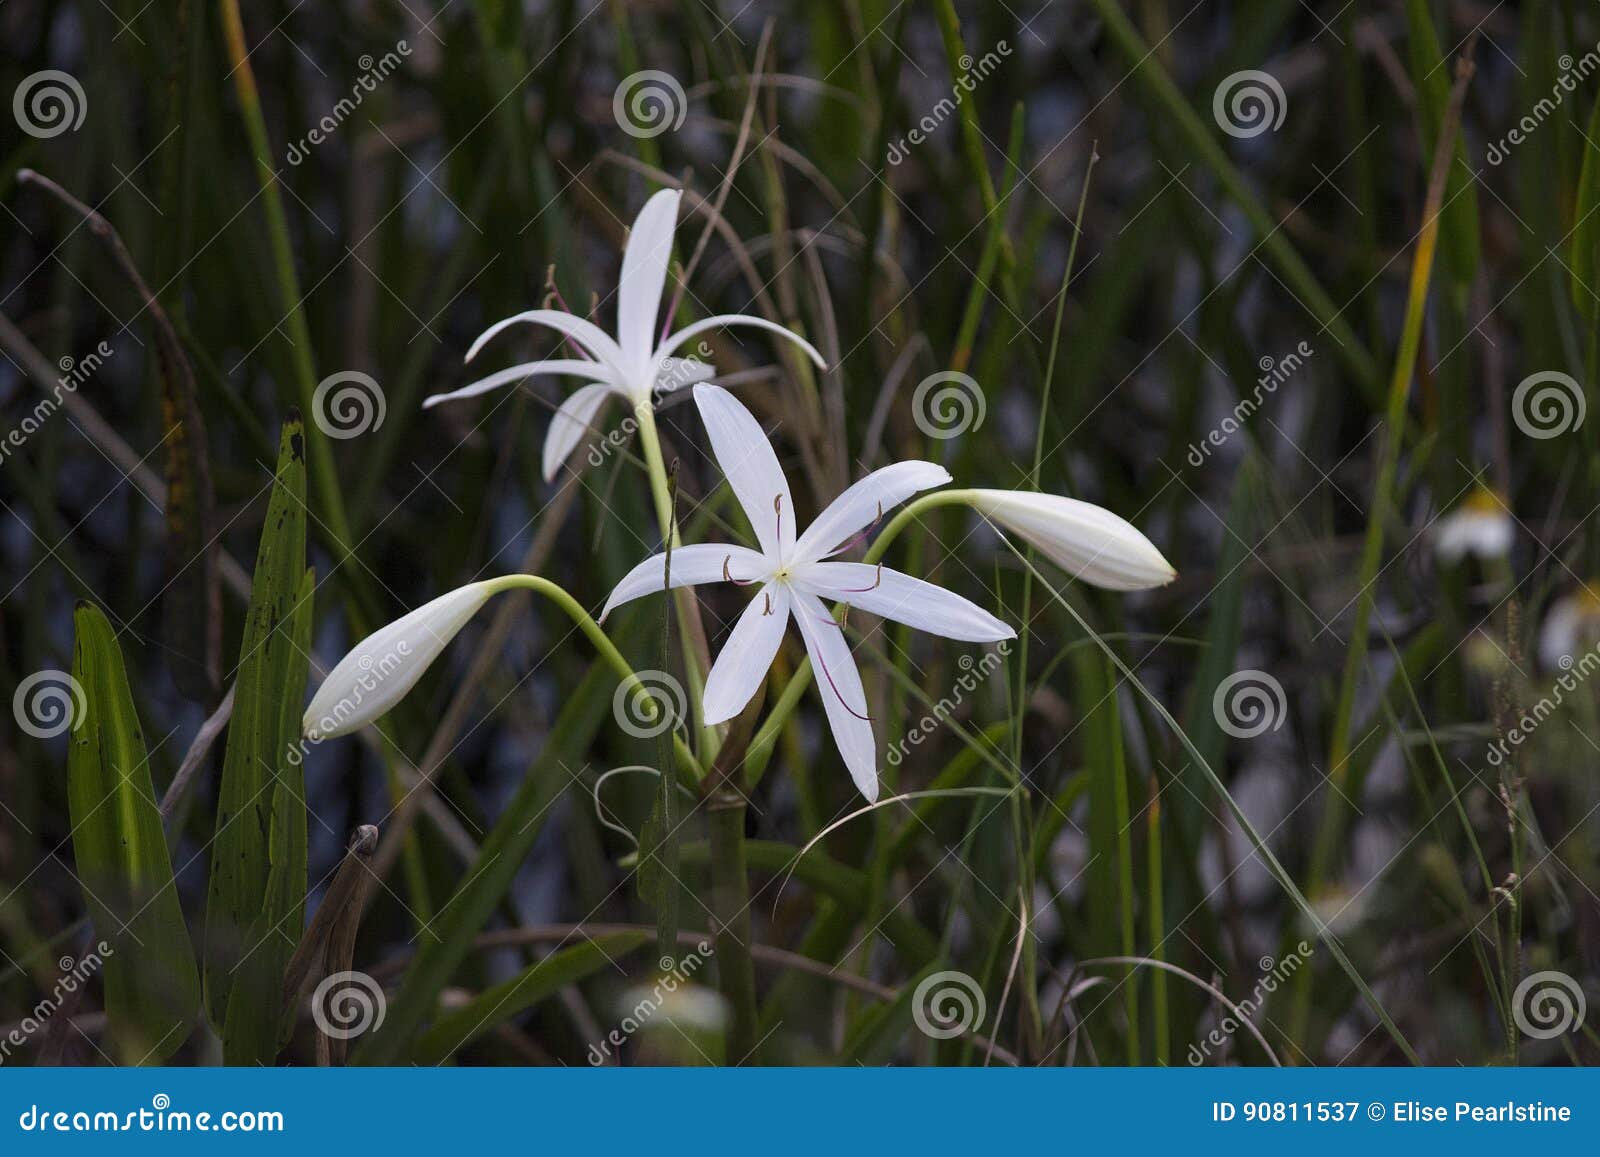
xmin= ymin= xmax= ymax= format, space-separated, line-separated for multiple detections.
xmin=68 ymin=602 xmax=201 ymax=1064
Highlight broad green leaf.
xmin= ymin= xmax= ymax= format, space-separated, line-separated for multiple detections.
xmin=203 ymin=415 xmax=310 ymax=1063
xmin=410 ymin=933 xmax=648 ymax=1064
xmin=68 ymin=602 xmax=200 ymax=1063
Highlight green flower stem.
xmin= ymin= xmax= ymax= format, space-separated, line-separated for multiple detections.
xmin=708 ymin=790 xmax=760 ymax=1062
xmin=485 ymin=574 xmax=704 ymax=785
xmin=635 ymin=403 xmax=717 ymax=759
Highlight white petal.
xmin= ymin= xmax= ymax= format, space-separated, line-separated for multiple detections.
xmin=798 ymin=563 xmax=1014 ymax=642
xmin=303 ymin=581 xmax=501 ymax=739
xmin=791 ymin=591 xmax=878 ymax=802
xmin=660 ymin=314 xmax=827 ymax=371
xmin=692 ymin=384 xmax=795 ymax=559
xmin=618 ymin=189 xmax=681 ymax=367
xmin=969 ymin=489 xmax=1176 ymax=591
xmin=423 ymin=360 xmax=611 ymax=409
xmin=702 ymin=583 xmax=791 ymax=724
xmin=465 ymin=309 xmax=625 ymax=373
xmin=654 ymin=357 xmax=716 ymax=392
xmin=793 ymin=461 xmax=951 ymax=563
xmin=600 ymin=543 xmax=768 ymax=622
xmin=542 ymin=382 xmax=619 ymax=481
xmin=1433 ymin=508 xmax=1513 ymax=564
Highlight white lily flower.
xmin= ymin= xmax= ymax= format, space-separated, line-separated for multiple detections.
xmin=601 ymin=385 xmax=1014 ymax=802
xmin=1432 ymin=486 xmax=1513 ymax=565
xmin=423 ymin=188 xmax=826 ymax=480
xmin=303 ymin=580 xmax=501 ymax=740
xmin=966 ymin=489 xmax=1175 ymax=591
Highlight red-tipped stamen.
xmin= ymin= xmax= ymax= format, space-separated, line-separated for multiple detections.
xmin=542 ymin=271 xmax=594 ymax=362
xmin=762 ymin=589 xmax=774 ymax=616
xmin=722 ymin=555 xmax=757 ymax=586
xmin=834 ymin=562 xmax=883 ymax=593
xmin=815 ymin=644 xmax=871 ymax=721
xmin=823 ymin=501 xmax=885 ymax=558
xmin=773 ymin=494 xmax=785 ymax=550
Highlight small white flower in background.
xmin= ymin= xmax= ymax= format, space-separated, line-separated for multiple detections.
xmin=601 ymin=385 xmax=1014 ymax=801
xmin=618 ymin=983 xmax=728 ymax=1034
xmin=423 ymin=188 xmax=825 ymax=480
xmin=1538 ymin=585 xmax=1600 ymax=671
xmin=303 ymin=580 xmax=502 ymax=740
xmin=1433 ymin=486 xmax=1513 ymax=565
xmin=966 ymin=489 xmax=1175 ymax=591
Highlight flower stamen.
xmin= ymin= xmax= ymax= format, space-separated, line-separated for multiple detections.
xmin=827 ymin=501 xmax=885 ymax=558
xmin=543 ymin=267 xmax=594 ymax=362
xmin=723 ymin=554 xmax=756 ymax=586
xmin=815 ymin=646 xmax=871 ymax=721
xmin=835 ymin=562 xmax=883 ymax=593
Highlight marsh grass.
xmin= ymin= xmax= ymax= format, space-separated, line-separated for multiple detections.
xmin=2 ymin=0 xmax=1599 ymax=1067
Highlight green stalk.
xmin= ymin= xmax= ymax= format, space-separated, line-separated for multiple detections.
xmin=485 ymin=573 xmax=705 ymax=784
xmin=709 ymin=791 xmax=759 ymax=1062
xmin=1294 ymin=47 xmax=1474 ymax=1046
xmin=636 ymin=403 xmax=716 ymax=758
xmin=1147 ymin=781 xmax=1169 ymax=1065
xmin=217 ymin=1 xmax=364 ymax=613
